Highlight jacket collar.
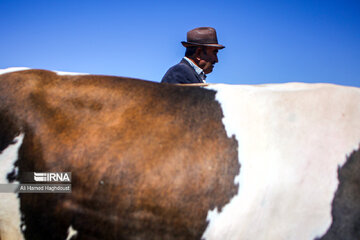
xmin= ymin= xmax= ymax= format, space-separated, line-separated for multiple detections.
xmin=182 ymin=57 xmax=206 ymax=83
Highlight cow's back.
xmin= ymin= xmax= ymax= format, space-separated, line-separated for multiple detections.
xmin=1 ymin=69 xmax=360 ymax=240
xmin=0 ymin=69 xmax=240 ymax=240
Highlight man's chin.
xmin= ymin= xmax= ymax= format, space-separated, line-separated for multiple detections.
xmin=204 ymin=66 xmax=214 ymax=74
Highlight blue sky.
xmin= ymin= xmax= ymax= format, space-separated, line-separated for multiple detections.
xmin=1 ymin=0 xmax=359 ymax=87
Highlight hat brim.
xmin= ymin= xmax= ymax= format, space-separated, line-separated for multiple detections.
xmin=181 ymin=41 xmax=225 ymax=49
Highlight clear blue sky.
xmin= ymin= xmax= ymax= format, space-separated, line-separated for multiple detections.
xmin=1 ymin=0 xmax=359 ymax=87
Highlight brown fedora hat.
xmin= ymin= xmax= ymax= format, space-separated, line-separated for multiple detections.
xmin=181 ymin=27 xmax=225 ymax=49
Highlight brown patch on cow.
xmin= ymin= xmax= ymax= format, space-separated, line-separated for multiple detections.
xmin=29 ymin=91 xmax=76 ymax=134
xmin=67 ymin=97 xmax=103 ymax=111
xmin=317 ymin=145 xmax=360 ymax=240
xmin=0 ymin=110 xmax=21 ymax=153
xmin=0 ymin=70 xmax=240 ymax=239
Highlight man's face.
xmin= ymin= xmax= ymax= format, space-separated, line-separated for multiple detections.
xmin=198 ymin=47 xmax=219 ymax=74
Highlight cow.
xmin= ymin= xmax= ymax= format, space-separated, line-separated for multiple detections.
xmin=0 ymin=67 xmax=359 ymax=240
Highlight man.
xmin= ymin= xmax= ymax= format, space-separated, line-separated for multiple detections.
xmin=161 ymin=27 xmax=225 ymax=84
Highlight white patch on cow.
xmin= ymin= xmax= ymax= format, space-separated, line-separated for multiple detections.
xmin=203 ymin=83 xmax=360 ymax=240
xmin=0 ymin=133 xmax=25 ymax=240
xmin=0 ymin=133 xmax=24 ymax=183
xmin=0 ymin=67 xmax=30 ymax=75
xmin=55 ymin=71 xmax=89 ymax=76
xmin=65 ymin=225 xmax=78 ymax=240
xmin=206 ymin=207 xmax=220 ymax=223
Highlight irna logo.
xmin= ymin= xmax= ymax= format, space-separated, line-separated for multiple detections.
xmin=34 ymin=172 xmax=71 ymax=182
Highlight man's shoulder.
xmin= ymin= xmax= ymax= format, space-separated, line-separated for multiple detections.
xmin=168 ymin=60 xmax=192 ymax=72
xmin=161 ymin=59 xmax=200 ymax=84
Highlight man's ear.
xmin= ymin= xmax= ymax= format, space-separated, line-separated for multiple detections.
xmin=195 ymin=47 xmax=202 ymax=55
xmin=195 ymin=47 xmax=202 ymax=60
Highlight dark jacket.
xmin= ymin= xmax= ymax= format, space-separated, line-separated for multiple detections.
xmin=161 ymin=59 xmax=203 ymax=84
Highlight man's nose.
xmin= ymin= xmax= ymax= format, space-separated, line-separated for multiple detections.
xmin=214 ymin=54 xmax=218 ymax=63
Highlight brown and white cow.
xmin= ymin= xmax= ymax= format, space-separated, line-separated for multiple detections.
xmin=0 ymin=67 xmax=359 ymax=240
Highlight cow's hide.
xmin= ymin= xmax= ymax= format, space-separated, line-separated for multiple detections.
xmin=0 ymin=68 xmax=359 ymax=240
